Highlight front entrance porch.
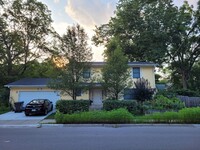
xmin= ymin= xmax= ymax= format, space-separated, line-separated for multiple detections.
xmin=90 ymin=89 xmax=103 ymax=110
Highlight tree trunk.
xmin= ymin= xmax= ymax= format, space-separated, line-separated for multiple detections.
xmin=181 ymin=71 xmax=188 ymax=90
xmin=72 ymin=89 xmax=76 ymax=100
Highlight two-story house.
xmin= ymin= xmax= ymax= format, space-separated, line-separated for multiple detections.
xmin=5 ymin=62 xmax=156 ymax=107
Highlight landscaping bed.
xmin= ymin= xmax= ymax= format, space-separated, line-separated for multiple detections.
xmin=48 ymin=95 xmax=200 ymax=124
xmin=51 ymin=107 xmax=200 ymax=124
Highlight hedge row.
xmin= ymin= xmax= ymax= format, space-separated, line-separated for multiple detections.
xmin=103 ymin=100 xmax=139 ymax=114
xmin=55 ymin=108 xmax=134 ymax=124
xmin=56 ymin=100 xmax=90 ymax=114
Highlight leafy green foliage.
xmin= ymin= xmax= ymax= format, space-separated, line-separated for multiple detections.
xmin=134 ymin=107 xmax=200 ymax=124
xmin=93 ymin=0 xmax=175 ymax=63
xmin=134 ymin=78 xmax=154 ymax=102
xmin=0 ymin=105 xmax=9 ymax=115
xmin=189 ymin=61 xmax=200 ymax=93
xmin=0 ymin=88 xmax=9 ymax=106
xmin=56 ymin=100 xmax=90 ymax=114
xmin=151 ymin=95 xmax=185 ymax=111
xmin=22 ymin=59 xmax=61 ymax=78
xmin=103 ymin=100 xmax=138 ymax=115
xmin=49 ymin=24 xmax=92 ymax=100
xmin=175 ymin=89 xmax=200 ymax=97
xmin=93 ymin=0 xmax=200 ymax=90
xmin=55 ymin=108 xmax=134 ymax=124
xmin=0 ymin=0 xmax=56 ymax=82
xmin=179 ymin=107 xmax=200 ymax=123
xmin=102 ymin=40 xmax=130 ymax=99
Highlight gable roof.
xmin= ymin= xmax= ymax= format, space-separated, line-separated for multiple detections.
xmin=4 ymin=78 xmax=51 ymax=88
xmin=91 ymin=61 xmax=157 ymax=67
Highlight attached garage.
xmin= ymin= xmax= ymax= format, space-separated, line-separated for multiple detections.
xmin=18 ymin=91 xmax=60 ymax=106
xmin=4 ymin=78 xmax=61 ymax=108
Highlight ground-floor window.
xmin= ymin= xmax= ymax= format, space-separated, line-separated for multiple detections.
xmin=124 ymin=89 xmax=135 ymax=100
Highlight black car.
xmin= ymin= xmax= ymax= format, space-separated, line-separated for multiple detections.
xmin=24 ymin=99 xmax=53 ymax=116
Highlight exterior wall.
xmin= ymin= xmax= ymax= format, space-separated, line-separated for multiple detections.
xmin=88 ymin=66 xmax=155 ymax=88
xmin=9 ymin=87 xmax=56 ymax=104
xmin=8 ymin=64 xmax=155 ymax=103
xmin=129 ymin=67 xmax=155 ymax=88
xmin=60 ymin=90 xmax=90 ymax=100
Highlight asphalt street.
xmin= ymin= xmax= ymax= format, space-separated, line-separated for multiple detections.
xmin=0 ymin=125 xmax=200 ymax=150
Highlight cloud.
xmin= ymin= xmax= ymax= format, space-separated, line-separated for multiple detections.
xmin=54 ymin=0 xmax=60 ymax=3
xmin=52 ymin=22 xmax=72 ymax=36
xmin=173 ymin=0 xmax=198 ymax=8
xmin=63 ymin=0 xmax=117 ymax=61
xmin=65 ymin=0 xmax=117 ymax=29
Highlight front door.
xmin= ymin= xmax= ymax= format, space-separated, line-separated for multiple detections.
xmin=92 ymin=89 xmax=102 ymax=105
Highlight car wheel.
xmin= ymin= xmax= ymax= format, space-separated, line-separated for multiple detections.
xmin=44 ymin=109 xmax=48 ymax=115
xmin=25 ymin=113 xmax=29 ymax=116
xmin=50 ymin=106 xmax=53 ymax=111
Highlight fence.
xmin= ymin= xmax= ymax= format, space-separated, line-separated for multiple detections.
xmin=177 ymin=96 xmax=200 ymax=107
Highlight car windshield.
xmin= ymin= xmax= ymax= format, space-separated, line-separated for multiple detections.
xmin=29 ymin=99 xmax=45 ymax=104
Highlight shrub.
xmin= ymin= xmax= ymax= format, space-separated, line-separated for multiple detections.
xmin=103 ymin=100 xmax=139 ymax=114
xmin=0 ymin=105 xmax=10 ymax=115
xmin=175 ymin=89 xmax=199 ymax=97
xmin=134 ymin=78 xmax=154 ymax=102
xmin=151 ymin=95 xmax=185 ymax=111
xmin=56 ymin=100 xmax=90 ymax=114
xmin=179 ymin=107 xmax=200 ymax=123
xmin=0 ymin=88 xmax=9 ymax=107
xmin=55 ymin=108 xmax=134 ymax=124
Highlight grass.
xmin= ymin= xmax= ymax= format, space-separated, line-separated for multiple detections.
xmin=45 ymin=112 xmax=56 ymax=119
xmin=55 ymin=108 xmax=134 ymax=124
xmin=45 ymin=107 xmax=200 ymax=124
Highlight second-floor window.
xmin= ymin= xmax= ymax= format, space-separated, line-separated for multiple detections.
xmin=132 ymin=67 xmax=140 ymax=78
xmin=82 ymin=69 xmax=91 ymax=78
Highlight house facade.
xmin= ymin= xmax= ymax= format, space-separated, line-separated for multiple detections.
xmin=5 ymin=62 xmax=156 ymax=107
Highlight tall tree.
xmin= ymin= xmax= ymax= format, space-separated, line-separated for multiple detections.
xmin=102 ymin=39 xmax=131 ymax=99
xmin=0 ymin=0 xmax=56 ymax=82
xmin=93 ymin=0 xmax=176 ymax=64
xmin=167 ymin=1 xmax=200 ymax=89
xmin=49 ymin=24 xmax=92 ymax=100
xmin=93 ymin=0 xmax=200 ymax=89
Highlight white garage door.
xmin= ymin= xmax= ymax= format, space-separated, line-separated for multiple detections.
xmin=18 ymin=91 xmax=60 ymax=107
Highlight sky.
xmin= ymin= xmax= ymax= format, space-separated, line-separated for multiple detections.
xmin=39 ymin=0 xmax=199 ymax=61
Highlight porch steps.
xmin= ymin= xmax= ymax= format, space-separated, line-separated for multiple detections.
xmin=89 ymin=104 xmax=103 ymax=110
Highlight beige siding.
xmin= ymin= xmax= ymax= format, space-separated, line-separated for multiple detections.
xmin=128 ymin=67 xmax=155 ymax=88
xmin=141 ymin=67 xmax=155 ymax=88
xmin=60 ymin=90 xmax=90 ymax=100
xmin=8 ymin=65 xmax=155 ymax=103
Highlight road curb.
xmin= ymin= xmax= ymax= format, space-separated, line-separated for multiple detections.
xmin=40 ymin=123 xmax=199 ymax=128
xmin=0 ymin=123 xmax=199 ymax=128
xmin=0 ymin=124 xmax=41 ymax=128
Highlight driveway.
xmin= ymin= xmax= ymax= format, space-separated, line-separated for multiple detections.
xmin=0 ymin=111 xmax=54 ymax=126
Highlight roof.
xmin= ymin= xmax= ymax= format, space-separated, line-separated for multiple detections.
xmin=90 ymin=61 xmax=157 ymax=67
xmin=4 ymin=78 xmax=51 ymax=88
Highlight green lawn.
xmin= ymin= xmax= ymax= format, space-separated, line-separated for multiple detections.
xmin=45 ymin=112 xmax=56 ymax=119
